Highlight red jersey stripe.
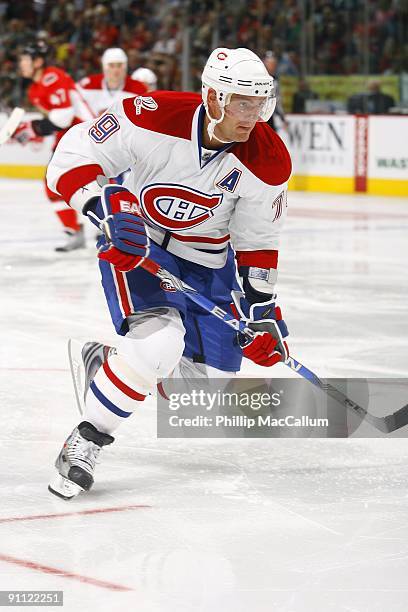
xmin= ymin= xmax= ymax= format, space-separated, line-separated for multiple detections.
xmin=114 ymin=269 xmax=132 ymax=317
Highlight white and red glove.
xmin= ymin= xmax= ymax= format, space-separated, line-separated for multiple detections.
xmin=85 ymin=184 xmax=149 ymax=272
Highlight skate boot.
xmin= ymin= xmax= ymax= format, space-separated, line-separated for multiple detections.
xmin=68 ymin=339 xmax=116 ymax=414
xmin=48 ymin=421 xmax=114 ymax=500
xmin=55 ymin=225 xmax=86 ymax=252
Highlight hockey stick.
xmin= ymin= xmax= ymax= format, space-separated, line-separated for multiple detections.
xmin=0 ymin=107 xmax=25 ymax=145
xmin=139 ymin=257 xmax=408 ymax=433
xmin=282 ymin=358 xmax=408 ymax=433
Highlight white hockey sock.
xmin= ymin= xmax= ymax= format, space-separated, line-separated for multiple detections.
xmin=83 ymin=308 xmax=185 ymax=434
xmin=83 ymin=355 xmax=147 ymax=434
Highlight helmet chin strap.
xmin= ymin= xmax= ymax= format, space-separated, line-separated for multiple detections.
xmin=205 ymin=107 xmax=234 ymax=144
xmin=212 ymin=132 xmax=233 ymax=145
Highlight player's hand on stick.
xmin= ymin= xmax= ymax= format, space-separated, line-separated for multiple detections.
xmin=86 ymin=185 xmax=150 ymax=272
xmin=242 ymin=305 xmax=289 ymax=366
xmin=12 ymin=121 xmax=43 ymax=145
xmin=235 ymin=287 xmax=289 ymax=367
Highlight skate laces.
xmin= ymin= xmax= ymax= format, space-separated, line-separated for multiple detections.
xmin=67 ymin=432 xmax=102 ymax=470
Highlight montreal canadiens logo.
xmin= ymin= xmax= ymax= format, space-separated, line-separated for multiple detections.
xmin=160 ymin=280 xmax=177 ymax=292
xmin=140 ymin=184 xmax=223 ymax=231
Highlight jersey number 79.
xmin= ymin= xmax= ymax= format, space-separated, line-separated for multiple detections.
xmin=89 ymin=113 xmax=120 ymax=143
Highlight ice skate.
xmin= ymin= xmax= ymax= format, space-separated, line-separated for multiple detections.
xmin=68 ymin=339 xmax=116 ymax=414
xmin=48 ymin=421 xmax=114 ymax=500
xmin=55 ymin=225 xmax=85 ymax=252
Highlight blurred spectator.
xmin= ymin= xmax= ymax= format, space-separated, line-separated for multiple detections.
xmin=152 ymin=26 xmax=178 ymax=56
xmin=292 ymin=79 xmax=319 ymax=113
xmin=0 ymin=0 xmax=405 ymax=111
xmin=263 ymin=51 xmax=288 ymax=132
xmin=267 ymin=40 xmax=299 ymax=77
xmin=347 ymin=80 xmax=396 ymax=114
xmin=92 ymin=5 xmax=119 ymax=50
xmin=0 ymin=75 xmax=18 ymax=111
xmin=127 ymin=49 xmax=143 ymax=74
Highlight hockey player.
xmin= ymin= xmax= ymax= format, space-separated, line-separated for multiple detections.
xmin=78 ymin=48 xmax=147 ymax=116
xmin=15 ymin=42 xmax=94 ymax=252
xmin=131 ymin=67 xmax=158 ymax=92
xmin=46 ymin=47 xmax=292 ymax=500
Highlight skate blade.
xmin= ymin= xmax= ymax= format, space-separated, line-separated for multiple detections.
xmin=55 ymin=241 xmax=86 ymax=252
xmin=68 ymin=338 xmax=85 ymax=415
xmin=48 ymin=474 xmax=84 ymax=500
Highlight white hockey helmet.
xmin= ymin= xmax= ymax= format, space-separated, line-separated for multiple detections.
xmin=101 ymin=47 xmax=128 ymax=66
xmin=201 ymin=47 xmax=276 ymax=140
xmin=131 ymin=67 xmax=157 ymax=90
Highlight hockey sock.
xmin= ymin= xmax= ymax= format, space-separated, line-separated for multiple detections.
xmin=54 ymin=204 xmax=82 ymax=232
xmin=44 ymin=180 xmax=82 ymax=232
xmin=83 ymin=354 xmax=147 ymax=434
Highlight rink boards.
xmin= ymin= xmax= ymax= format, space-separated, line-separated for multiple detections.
xmin=0 ymin=112 xmax=406 ymax=197
xmin=287 ymin=114 xmax=408 ymax=197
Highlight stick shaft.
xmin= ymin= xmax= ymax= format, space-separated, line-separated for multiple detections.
xmin=141 ymin=257 xmax=255 ymax=338
xmin=139 ymin=257 xmax=408 ymax=433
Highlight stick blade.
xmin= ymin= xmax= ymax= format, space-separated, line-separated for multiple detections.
xmin=383 ymin=404 xmax=408 ymax=433
xmin=0 ymin=107 xmax=25 ymax=145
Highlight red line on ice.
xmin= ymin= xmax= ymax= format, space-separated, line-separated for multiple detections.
xmin=0 ymin=553 xmax=133 ymax=591
xmin=0 ymin=504 xmax=151 ymax=524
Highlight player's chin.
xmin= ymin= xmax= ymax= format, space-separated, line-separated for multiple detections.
xmin=234 ymin=126 xmax=255 ymax=141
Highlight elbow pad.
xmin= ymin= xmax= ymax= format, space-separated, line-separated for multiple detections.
xmin=48 ymin=106 xmax=75 ymax=129
xmin=69 ymin=177 xmax=108 ymax=215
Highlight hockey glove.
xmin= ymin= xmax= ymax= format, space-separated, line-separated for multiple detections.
xmin=86 ymin=184 xmax=149 ymax=272
xmin=235 ymin=278 xmax=289 ymax=367
xmin=12 ymin=121 xmax=43 ymax=145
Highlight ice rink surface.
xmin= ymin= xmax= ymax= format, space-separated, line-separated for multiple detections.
xmin=1 ymin=179 xmax=408 ymax=611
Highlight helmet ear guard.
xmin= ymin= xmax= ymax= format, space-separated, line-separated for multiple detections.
xmin=202 ymin=87 xmax=232 ymax=142
xmin=201 ymin=47 xmax=276 ymax=141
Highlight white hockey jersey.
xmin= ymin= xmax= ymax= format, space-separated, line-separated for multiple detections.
xmin=77 ymin=74 xmax=147 ymax=117
xmin=47 ymin=92 xmax=292 ymax=270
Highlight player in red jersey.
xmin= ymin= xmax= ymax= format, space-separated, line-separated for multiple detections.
xmin=78 ymin=48 xmax=147 ymax=116
xmin=15 ymin=42 xmax=94 ymax=251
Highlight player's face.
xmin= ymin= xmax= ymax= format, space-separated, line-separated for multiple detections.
xmin=19 ymin=55 xmax=34 ymax=79
xmin=104 ymin=62 xmax=127 ymax=88
xmin=216 ymin=94 xmax=266 ymax=143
